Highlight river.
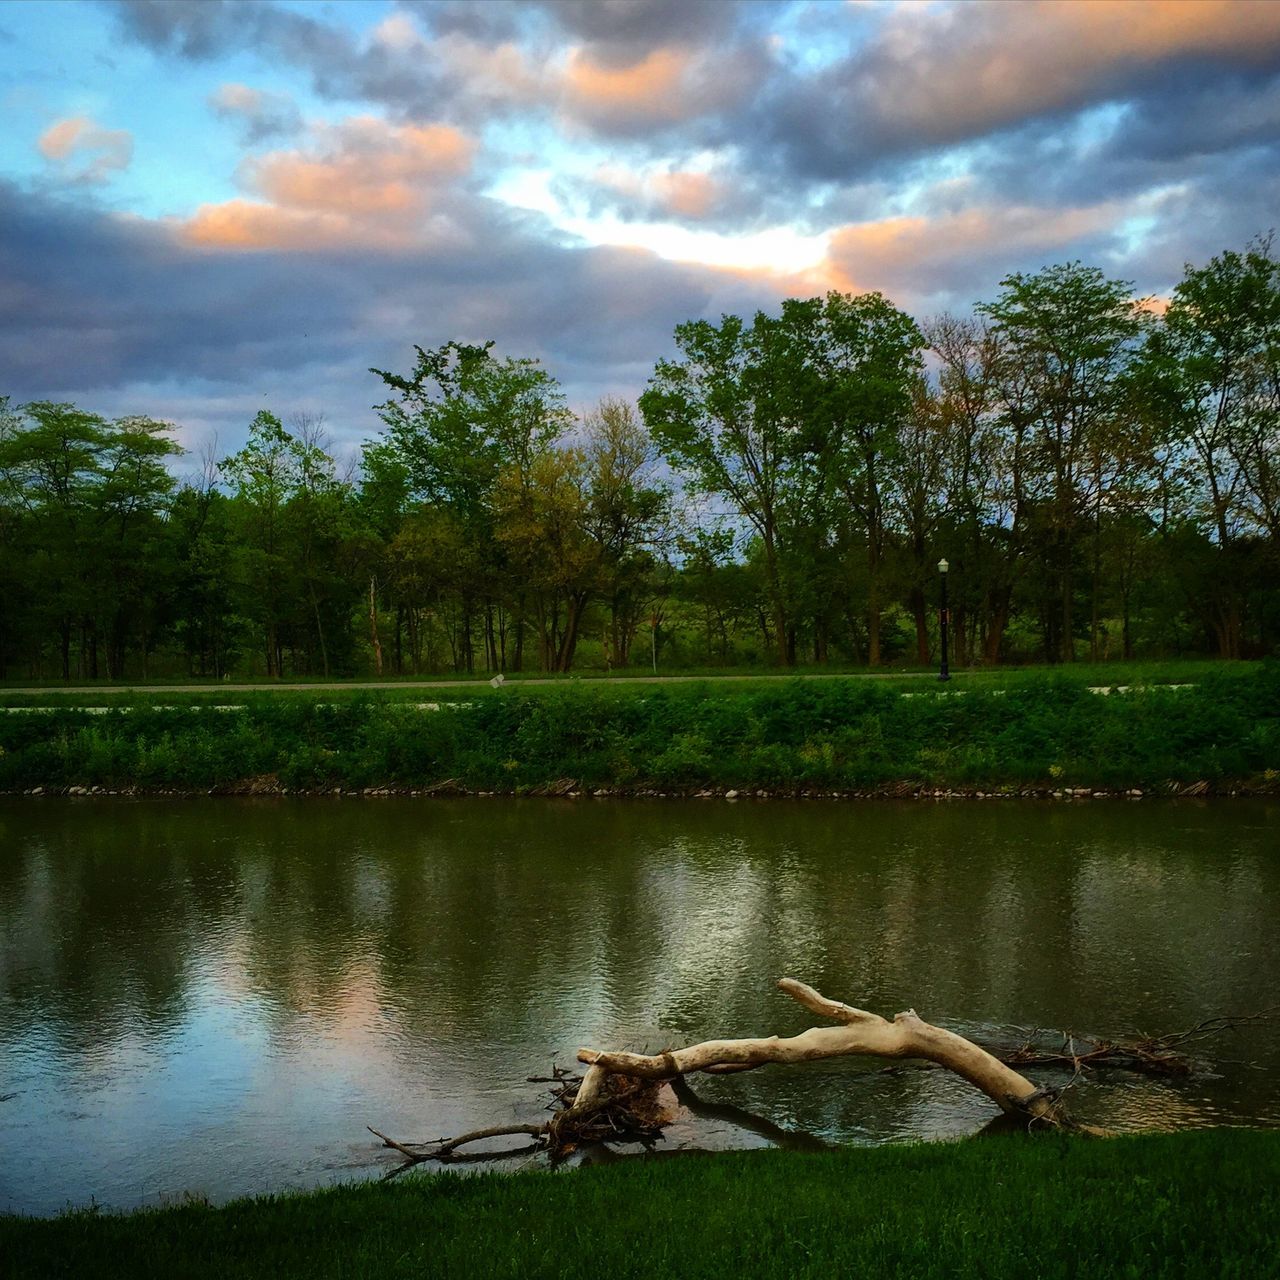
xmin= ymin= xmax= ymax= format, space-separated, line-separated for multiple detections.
xmin=1 ymin=797 xmax=1277 ymax=1215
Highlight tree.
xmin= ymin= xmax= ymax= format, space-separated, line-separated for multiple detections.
xmin=94 ymin=415 xmax=182 ymax=676
xmin=926 ymin=314 xmax=1024 ymax=664
xmin=494 ymin=448 xmax=598 ymax=672
xmin=1133 ymin=240 xmax=1280 ymax=656
xmin=288 ymin=413 xmax=353 ymax=678
xmin=642 ymin=293 xmax=921 ymax=666
xmin=888 ymin=377 xmax=949 ymax=663
xmin=221 ymin=411 xmax=299 ymax=677
xmin=0 ymin=401 xmax=179 ymax=678
xmin=581 ymin=398 xmax=670 ymax=668
xmin=790 ymin=292 xmax=924 ymax=665
xmin=371 ymin=342 xmax=571 ymax=671
xmin=642 ymin=312 xmax=795 ymax=665
xmin=979 ymin=264 xmax=1144 ymax=661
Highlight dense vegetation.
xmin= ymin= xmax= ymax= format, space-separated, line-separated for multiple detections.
xmin=2 ymin=665 xmax=1275 ymax=793
xmin=4 ymin=1131 xmax=1278 ymax=1279
xmin=2 ymin=242 xmax=1278 ymax=681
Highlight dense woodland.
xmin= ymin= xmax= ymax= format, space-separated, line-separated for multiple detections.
xmin=1 ymin=242 xmax=1278 ymax=680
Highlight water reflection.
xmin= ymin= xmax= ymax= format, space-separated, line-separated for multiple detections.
xmin=0 ymin=797 xmax=1277 ymax=1214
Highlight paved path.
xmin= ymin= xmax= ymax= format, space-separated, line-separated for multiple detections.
xmin=5 ymin=671 xmax=948 ymax=695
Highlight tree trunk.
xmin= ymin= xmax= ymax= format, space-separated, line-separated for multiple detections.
xmin=485 ymin=605 xmax=498 ymax=673
xmin=983 ymin=587 xmax=1011 ymax=665
xmin=1060 ymin=531 xmax=1074 ymax=663
xmin=368 ymin=576 xmax=383 ymax=676
xmin=953 ymin=604 xmax=969 ymax=667
xmin=556 ymin=594 xmax=587 ymax=672
xmin=910 ymin=585 xmax=929 ymax=664
xmin=867 ymin=573 xmax=882 ymax=667
xmin=763 ymin=539 xmax=790 ymax=667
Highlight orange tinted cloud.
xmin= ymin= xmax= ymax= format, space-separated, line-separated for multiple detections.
xmin=565 ymin=47 xmax=690 ymax=115
xmin=1069 ymin=0 xmax=1280 ymax=61
xmin=863 ymin=0 xmax=1280 ymax=142
xmin=248 ymin=121 xmax=470 ymax=213
xmin=561 ymin=44 xmax=757 ymax=130
xmin=184 ymin=200 xmax=362 ymax=251
xmin=822 ymin=202 xmax=1121 ymax=296
xmin=180 ymin=117 xmax=474 ymax=251
xmin=38 ymin=116 xmax=133 ymax=183
xmin=654 ymin=171 xmax=723 ymax=220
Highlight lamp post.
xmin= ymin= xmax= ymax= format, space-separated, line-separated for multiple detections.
xmin=937 ymin=559 xmax=951 ymax=683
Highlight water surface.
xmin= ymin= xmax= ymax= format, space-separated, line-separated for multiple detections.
xmin=1 ymin=797 xmax=1277 ymax=1215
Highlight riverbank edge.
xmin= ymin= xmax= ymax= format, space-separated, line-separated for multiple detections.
xmin=5 ymin=776 xmax=1278 ymax=799
xmin=3 ymin=669 xmax=1276 ymax=796
xmin=3 ymin=1131 xmax=1277 ymax=1279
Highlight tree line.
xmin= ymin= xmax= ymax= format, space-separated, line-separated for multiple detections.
xmin=1 ymin=241 xmax=1277 ymax=680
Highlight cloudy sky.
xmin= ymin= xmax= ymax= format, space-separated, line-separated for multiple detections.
xmin=3 ymin=0 xmax=1279 ymax=458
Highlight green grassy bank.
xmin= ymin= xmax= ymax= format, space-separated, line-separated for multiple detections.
xmin=4 ymin=1132 xmax=1278 ymax=1279
xmin=1 ymin=664 xmax=1277 ymax=795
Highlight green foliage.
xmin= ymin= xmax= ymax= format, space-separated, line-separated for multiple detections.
xmin=1 ymin=666 xmax=1276 ymax=792
xmin=0 ymin=402 xmax=181 ymax=679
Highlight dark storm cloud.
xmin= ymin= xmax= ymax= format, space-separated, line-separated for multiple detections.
xmin=1095 ymin=75 xmax=1280 ymax=169
xmin=401 ymin=0 xmax=525 ymax=44
xmin=112 ymin=0 xmax=274 ymax=59
xmin=910 ymin=70 xmax=1280 ymax=228
xmin=538 ymin=0 xmax=757 ymax=65
xmin=1111 ymin=159 xmax=1280 ymax=291
xmin=0 ymin=178 xmax=787 ymax=446
xmin=749 ymin=1 xmax=1280 ymax=182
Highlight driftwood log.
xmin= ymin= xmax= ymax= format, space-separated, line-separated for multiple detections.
xmin=574 ymin=979 xmax=1067 ymax=1127
xmin=372 ymin=980 xmax=1275 ymax=1168
xmin=373 ymin=978 xmax=1071 ymax=1167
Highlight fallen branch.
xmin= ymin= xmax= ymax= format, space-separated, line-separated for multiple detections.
xmin=369 ymin=1122 xmax=548 ymax=1163
xmin=370 ymin=1063 xmax=671 ymax=1166
xmin=992 ymin=1007 xmax=1278 ymax=1077
xmin=577 ymin=979 xmax=1069 ymax=1128
xmin=373 ymin=986 xmax=1276 ymax=1170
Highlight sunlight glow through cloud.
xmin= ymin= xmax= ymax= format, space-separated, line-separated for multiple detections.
xmin=489 ymin=169 xmax=828 ymax=275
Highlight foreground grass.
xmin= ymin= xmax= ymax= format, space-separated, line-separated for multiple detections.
xmin=3 ymin=1131 xmax=1278 ymax=1279
xmin=0 ymin=662 xmax=1276 ymax=793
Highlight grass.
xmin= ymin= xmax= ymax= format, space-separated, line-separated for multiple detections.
xmin=3 ymin=1131 xmax=1277 ymax=1278
xmin=0 ymin=662 xmax=1276 ymax=793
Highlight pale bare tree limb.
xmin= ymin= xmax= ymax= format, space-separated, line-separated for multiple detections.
xmin=373 ymin=989 xmax=1276 ymax=1170
xmin=577 ymin=978 xmax=1066 ymax=1127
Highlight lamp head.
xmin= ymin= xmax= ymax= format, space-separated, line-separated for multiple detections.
xmin=938 ymin=558 xmax=949 ymax=574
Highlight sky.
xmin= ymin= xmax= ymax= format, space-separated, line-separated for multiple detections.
xmin=2 ymin=0 xmax=1279 ymax=462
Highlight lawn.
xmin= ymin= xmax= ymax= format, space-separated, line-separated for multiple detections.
xmin=3 ymin=1130 xmax=1277 ymax=1279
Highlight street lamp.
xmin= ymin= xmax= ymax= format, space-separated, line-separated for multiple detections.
xmin=937 ymin=559 xmax=951 ymax=683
